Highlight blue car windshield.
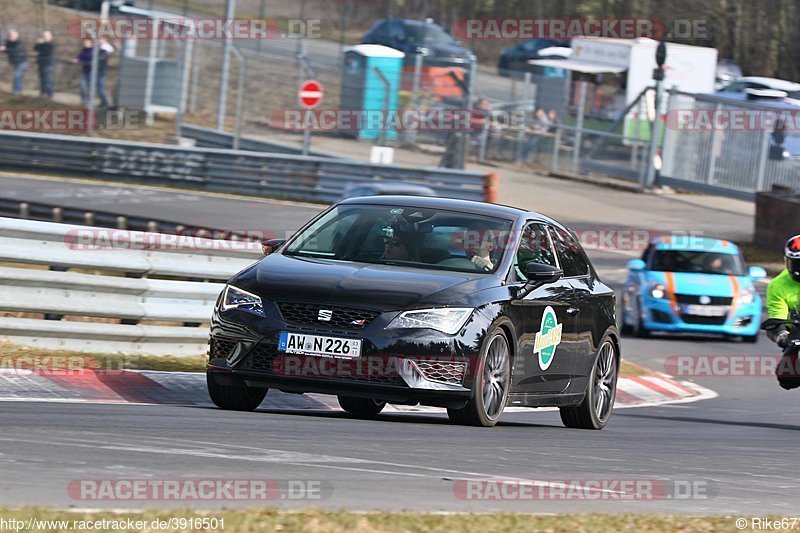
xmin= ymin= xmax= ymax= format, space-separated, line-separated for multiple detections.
xmin=284 ymin=204 xmax=513 ymax=274
xmin=649 ymin=250 xmax=746 ymax=276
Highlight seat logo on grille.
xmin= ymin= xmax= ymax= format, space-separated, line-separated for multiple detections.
xmin=317 ymin=309 xmax=333 ymax=321
xmin=699 ymin=296 xmax=711 ymax=305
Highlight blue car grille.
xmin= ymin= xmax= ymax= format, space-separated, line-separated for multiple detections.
xmin=675 ymin=294 xmax=733 ymax=306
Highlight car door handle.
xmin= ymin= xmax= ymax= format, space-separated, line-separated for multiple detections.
xmin=566 ymin=307 xmax=580 ymax=316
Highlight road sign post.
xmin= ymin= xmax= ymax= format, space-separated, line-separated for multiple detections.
xmin=299 ymin=80 xmax=323 ymax=156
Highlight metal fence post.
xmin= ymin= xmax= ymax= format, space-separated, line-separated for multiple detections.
xmin=456 ymin=59 xmax=477 ymax=169
xmin=217 ymin=0 xmax=236 ymax=130
xmin=706 ymin=103 xmax=722 ymax=185
xmin=175 ymin=23 xmax=193 ymax=141
xmin=230 ymin=46 xmax=246 ymax=150
xmin=552 ymin=125 xmax=562 ymax=171
xmin=755 ymin=128 xmax=771 ymax=192
xmin=515 ymin=71 xmax=531 ymax=163
xmin=572 ymin=81 xmax=587 ymax=173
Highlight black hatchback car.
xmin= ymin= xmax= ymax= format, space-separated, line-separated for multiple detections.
xmin=207 ymin=197 xmax=620 ymax=428
xmin=361 ymin=19 xmax=476 ymax=67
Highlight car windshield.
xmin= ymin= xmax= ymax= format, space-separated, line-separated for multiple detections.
xmin=406 ymin=24 xmax=455 ymax=44
xmin=284 ymin=204 xmax=513 ymax=274
xmin=649 ymin=250 xmax=746 ymax=276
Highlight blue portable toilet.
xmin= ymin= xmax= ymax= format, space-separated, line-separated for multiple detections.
xmin=340 ymin=44 xmax=405 ymax=141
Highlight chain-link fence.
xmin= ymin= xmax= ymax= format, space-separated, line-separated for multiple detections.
xmin=661 ymin=91 xmax=800 ymax=195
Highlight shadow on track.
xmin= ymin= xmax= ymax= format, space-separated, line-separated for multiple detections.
xmin=618 ymin=412 xmax=800 ymax=431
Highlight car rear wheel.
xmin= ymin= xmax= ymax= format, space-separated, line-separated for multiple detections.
xmin=560 ymin=339 xmax=618 ymax=430
xmin=447 ymin=328 xmax=511 ymax=427
xmin=207 ymin=373 xmax=267 ymax=411
xmin=337 ymin=396 xmax=386 ymax=418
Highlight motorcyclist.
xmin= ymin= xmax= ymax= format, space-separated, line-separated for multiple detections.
xmin=766 ymin=235 xmax=800 ymax=389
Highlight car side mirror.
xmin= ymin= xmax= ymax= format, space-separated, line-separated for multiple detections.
xmin=627 ymin=259 xmax=646 ymax=271
xmin=261 ymin=238 xmax=286 ymax=256
xmin=748 ymin=266 xmax=767 ymax=279
xmin=514 ymin=263 xmax=563 ymax=299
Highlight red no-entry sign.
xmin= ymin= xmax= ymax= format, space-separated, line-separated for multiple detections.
xmin=299 ymin=80 xmax=323 ymax=109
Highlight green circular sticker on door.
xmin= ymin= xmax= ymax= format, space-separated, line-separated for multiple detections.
xmin=534 ymin=306 xmax=563 ymax=371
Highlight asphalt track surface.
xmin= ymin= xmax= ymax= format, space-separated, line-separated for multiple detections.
xmin=0 ymin=174 xmax=794 ymax=515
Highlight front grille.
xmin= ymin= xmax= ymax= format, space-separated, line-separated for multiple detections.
xmin=238 ymin=342 xmax=406 ymax=386
xmin=209 ymin=337 xmax=237 ymax=359
xmin=277 ymin=302 xmax=381 ymax=330
xmin=675 ymin=294 xmax=733 ymax=306
xmin=414 ymin=360 xmax=467 ymax=386
xmin=681 ymin=314 xmax=728 ymax=326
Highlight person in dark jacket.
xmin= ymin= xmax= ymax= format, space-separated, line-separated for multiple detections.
xmin=74 ymin=38 xmax=113 ymax=107
xmin=34 ymin=31 xmax=55 ymax=98
xmin=1 ymin=30 xmax=28 ymax=95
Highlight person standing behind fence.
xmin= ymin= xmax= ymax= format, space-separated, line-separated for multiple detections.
xmin=74 ymin=38 xmax=113 ymax=107
xmin=1 ymin=30 xmax=28 ymax=95
xmin=34 ymin=31 xmax=55 ymax=98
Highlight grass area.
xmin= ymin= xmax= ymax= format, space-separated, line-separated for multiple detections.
xmin=620 ymin=360 xmax=650 ymax=377
xmin=0 ymin=508 xmax=765 ymax=532
xmin=739 ymin=242 xmax=785 ymax=271
xmin=0 ymin=342 xmax=206 ymax=372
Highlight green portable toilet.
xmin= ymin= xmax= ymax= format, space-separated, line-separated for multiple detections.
xmin=341 ymin=44 xmax=405 ymax=141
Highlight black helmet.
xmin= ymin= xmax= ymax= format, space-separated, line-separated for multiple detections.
xmin=785 ymin=235 xmax=800 ymax=282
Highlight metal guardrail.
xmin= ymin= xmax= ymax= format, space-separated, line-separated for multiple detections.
xmin=180 ymin=124 xmax=341 ymax=159
xmin=0 ymin=217 xmax=262 ymax=355
xmin=0 ymin=198 xmax=259 ymax=241
xmin=0 ymin=131 xmax=496 ymax=203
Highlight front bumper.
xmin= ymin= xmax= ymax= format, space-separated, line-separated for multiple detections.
xmin=207 ymin=308 xmax=480 ymax=407
xmin=640 ymin=296 xmax=761 ymax=336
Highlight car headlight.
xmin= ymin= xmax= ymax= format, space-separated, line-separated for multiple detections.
xmin=221 ymin=285 xmax=265 ymax=316
xmin=649 ymin=283 xmax=668 ymax=299
xmin=737 ymin=288 xmax=756 ymax=305
xmin=387 ymin=307 xmax=473 ymax=335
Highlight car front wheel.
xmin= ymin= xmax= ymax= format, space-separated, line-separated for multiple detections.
xmin=448 ymin=327 xmax=511 ymax=427
xmin=207 ymin=373 xmax=267 ymax=411
xmin=560 ymin=339 xmax=618 ymax=430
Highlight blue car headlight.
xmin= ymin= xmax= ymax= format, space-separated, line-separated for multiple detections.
xmin=649 ymin=283 xmax=668 ymax=299
xmin=221 ymin=285 xmax=265 ymax=317
xmin=737 ymin=288 xmax=756 ymax=306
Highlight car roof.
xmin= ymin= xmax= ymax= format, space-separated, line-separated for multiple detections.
xmin=651 ymin=236 xmax=740 ymax=254
xmin=337 ymin=195 xmax=560 ymax=225
xmin=348 ymin=183 xmax=436 ymax=194
xmin=735 ymin=76 xmax=800 ymax=90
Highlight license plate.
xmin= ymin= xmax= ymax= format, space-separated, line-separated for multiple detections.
xmin=683 ymin=304 xmax=728 ymax=317
xmin=278 ymin=332 xmax=361 ymax=358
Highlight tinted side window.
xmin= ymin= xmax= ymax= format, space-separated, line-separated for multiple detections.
xmin=515 ymin=223 xmax=558 ymax=280
xmin=549 ymin=226 xmax=590 ymax=277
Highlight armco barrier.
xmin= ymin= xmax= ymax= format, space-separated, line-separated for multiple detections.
xmin=0 ymin=130 xmax=494 ymax=203
xmin=0 ymin=217 xmax=262 ymax=355
xmin=180 ymin=124 xmax=341 ymax=159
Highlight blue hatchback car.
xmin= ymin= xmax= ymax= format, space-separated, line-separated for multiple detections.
xmin=620 ymin=237 xmax=767 ymax=342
